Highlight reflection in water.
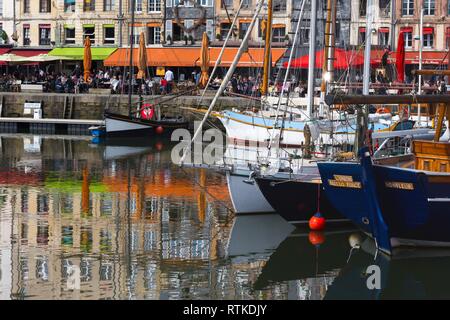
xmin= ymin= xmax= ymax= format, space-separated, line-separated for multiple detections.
xmin=0 ymin=134 xmax=296 ymax=299
xmin=0 ymin=134 xmax=448 ymax=300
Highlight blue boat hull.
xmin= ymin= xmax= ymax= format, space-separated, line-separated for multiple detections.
xmin=318 ymin=154 xmax=450 ymax=253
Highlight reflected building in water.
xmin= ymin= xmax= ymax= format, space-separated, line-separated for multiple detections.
xmin=0 ymin=134 xmax=339 ymax=300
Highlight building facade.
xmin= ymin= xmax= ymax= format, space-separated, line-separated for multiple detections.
xmin=213 ymin=0 xmax=292 ymax=46
xmin=0 ymin=0 xmax=14 ymax=45
xmin=295 ymin=0 xmax=351 ymax=50
xmin=10 ymin=0 xmax=164 ymax=48
xmin=350 ymin=0 xmax=394 ymax=48
xmin=395 ymin=0 xmax=449 ymax=52
xmin=164 ymin=0 xmax=215 ymax=44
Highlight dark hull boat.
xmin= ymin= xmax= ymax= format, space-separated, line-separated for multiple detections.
xmin=255 ymin=174 xmax=346 ymax=226
xmin=318 ymin=146 xmax=450 ymax=255
xmin=103 ymin=112 xmax=189 ymax=136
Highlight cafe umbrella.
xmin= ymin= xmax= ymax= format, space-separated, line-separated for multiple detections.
xmin=199 ymin=32 xmax=210 ymax=88
xmin=83 ymin=36 xmax=92 ymax=82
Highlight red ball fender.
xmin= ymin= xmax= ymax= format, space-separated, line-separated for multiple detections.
xmin=309 ymin=213 xmax=326 ymax=231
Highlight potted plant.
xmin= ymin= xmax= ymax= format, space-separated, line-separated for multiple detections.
xmin=189 ymin=35 xmax=194 ymax=45
xmin=216 ymin=33 xmax=222 ymax=41
xmin=184 ymin=35 xmax=188 ymax=45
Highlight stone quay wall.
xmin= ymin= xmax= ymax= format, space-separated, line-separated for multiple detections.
xmin=0 ymin=92 xmax=259 ymax=129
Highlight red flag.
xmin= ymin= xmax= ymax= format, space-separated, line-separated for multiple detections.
xmin=396 ymin=31 xmax=406 ymax=83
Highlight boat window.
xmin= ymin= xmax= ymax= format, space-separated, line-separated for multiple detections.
xmin=394 ymin=120 xmax=414 ymax=131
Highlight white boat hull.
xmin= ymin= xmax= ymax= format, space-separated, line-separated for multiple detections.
xmin=105 ymin=116 xmax=151 ymax=134
xmin=226 ymin=170 xmax=275 ymax=214
xmin=218 ymin=115 xmax=356 ymax=147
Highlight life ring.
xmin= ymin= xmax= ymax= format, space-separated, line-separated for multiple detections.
xmin=141 ymin=103 xmax=154 ymax=120
xmin=376 ymin=107 xmax=390 ymax=114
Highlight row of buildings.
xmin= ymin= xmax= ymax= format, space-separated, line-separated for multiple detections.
xmin=0 ymin=0 xmax=449 ymax=67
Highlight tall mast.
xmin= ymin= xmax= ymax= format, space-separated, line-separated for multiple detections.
xmin=261 ymin=0 xmax=274 ymax=96
xmin=307 ymin=0 xmax=318 ymax=118
xmin=356 ymin=0 xmax=374 ymax=152
xmin=319 ymin=0 xmax=336 ymax=117
xmin=362 ymin=0 xmax=373 ymax=95
xmin=418 ymin=8 xmax=424 ymax=126
xmin=128 ymin=0 xmax=136 ymax=117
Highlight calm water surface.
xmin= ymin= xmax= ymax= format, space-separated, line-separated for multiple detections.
xmin=0 ymin=134 xmax=448 ymax=300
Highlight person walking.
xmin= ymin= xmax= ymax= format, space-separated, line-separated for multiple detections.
xmin=164 ymin=68 xmax=174 ymax=93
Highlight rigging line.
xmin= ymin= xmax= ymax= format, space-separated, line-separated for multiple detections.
xmin=180 ymin=0 xmax=265 ymax=166
xmin=265 ymin=0 xmax=307 ymax=159
xmin=197 ymin=0 xmax=245 ymax=105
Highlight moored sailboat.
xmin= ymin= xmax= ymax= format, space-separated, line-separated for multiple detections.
xmin=318 ymin=93 xmax=450 ymax=255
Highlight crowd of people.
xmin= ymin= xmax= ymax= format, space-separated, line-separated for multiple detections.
xmin=0 ymin=64 xmax=448 ymax=96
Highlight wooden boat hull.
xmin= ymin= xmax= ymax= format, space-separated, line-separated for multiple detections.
xmin=318 ymin=151 xmax=450 ymax=254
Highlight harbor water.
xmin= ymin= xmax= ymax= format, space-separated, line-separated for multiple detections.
xmin=0 ymin=134 xmax=449 ymax=300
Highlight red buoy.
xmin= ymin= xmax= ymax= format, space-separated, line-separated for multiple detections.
xmin=155 ymin=126 xmax=164 ymax=135
xmin=140 ymin=104 xmax=154 ymax=120
xmin=308 ymin=231 xmax=325 ymax=246
xmin=309 ymin=212 xmax=326 ymax=231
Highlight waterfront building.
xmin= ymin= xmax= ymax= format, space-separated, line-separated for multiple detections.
xmin=0 ymin=0 xmax=14 ymax=46
xmin=213 ymin=0 xmax=292 ymax=47
xmin=350 ymin=0 xmax=394 ymax=48
xmin=394 ymin=0 xmax=450 ymax=71
xmin=11 ymin=0 xmax=164 ymax=48
xmin=293 ymin=0 xmax=351 ymax=52
xmin=164 ymin=0 xmax=215 ymax=44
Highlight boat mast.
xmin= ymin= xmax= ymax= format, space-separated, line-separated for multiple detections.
xmin=199 ymin=0 xmax=245 ymax=99
xmin=355 ymin=0 xmax=374 ymax=152
xmin=180 ymin=0 xmax=265 ymax=165
xmin=418 ymin=8 xmax=424 ymax=126
xmin=268 ymin=0 xmax=306 ymax=156
xmin=320 ymin=0 xmax=335 ymax=117
xmin=128 ymin=0 xmax=136 ymax=117
xmin=307 ymin=0 xmax=318 ymax=118
xmin=261 ymin=0 xmax=273 ymax=96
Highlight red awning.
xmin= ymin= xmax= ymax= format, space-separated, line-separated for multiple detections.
xmin=104 ymin=47 xmax=286 ymax=68
xmin=9 ymin=49 xmax=50 ymax=57
xmin=285 ymin=48 xmax=377 ymax=69
xmin=0 ymin=49 xmax=51 ymax=66
xmin=405 ymin=51 xmax=448 ymax=65
xmin=377 ymin=50 xmax=449 ymax=65
xmin=359 ymin=27 xmax=366 ymax=33
xmin=379 ymin=27 xmax=389 ymax=33
xmin=0 ymin=47 xmax=11 ymax=65
xmin=423 ymin=27 xmax=433 ymax=35
xmin=401 ymin=27 xmax=413 ymax=32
